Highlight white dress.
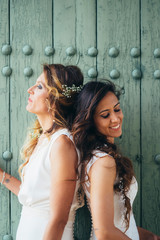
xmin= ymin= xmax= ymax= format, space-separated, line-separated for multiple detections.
xmin=83 ymin=151 xmax=140 ymax=240
xmin=16 ymin=129 xmax=81 ymax=240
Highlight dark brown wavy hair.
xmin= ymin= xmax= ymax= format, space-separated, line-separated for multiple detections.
xmin=72 ymin=80 xmax=134 ymax=230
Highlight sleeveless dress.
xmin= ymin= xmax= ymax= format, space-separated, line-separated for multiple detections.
xmin=16 ymin=129 xmax=81 ymax=240
xmin=83 ymin=151 xmax=140 ymax=240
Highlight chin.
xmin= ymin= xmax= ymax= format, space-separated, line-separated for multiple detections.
xmin=111 ymin=131 xmax=122 ymax=139
xmin=26 ymin=106 xmax=34 ymax=113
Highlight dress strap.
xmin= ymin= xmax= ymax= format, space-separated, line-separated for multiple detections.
xmin=48 ymin=128 xmax=80 ymax=161
xmin=86 ymin=150 xmax=109 ymax=175
xmin=48 ymin=128 xmax=73 ymax=148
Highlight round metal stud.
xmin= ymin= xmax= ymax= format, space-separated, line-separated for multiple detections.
xmin=154 ymin=70 xmax=160 ymax=79
xmin=66 ymin=47 xmax=76 ymax=56
xmin=3 ymin=235 xmax=13 ymax=240
xmin=153 ymin=48 xmax=160 ymax=58
xmin=1 ymin=44 xmax=12 ymax=55
xmin=88 ymin=47 xmax=98 ymax=57
xmin=2 ymin=66 xmax=12 ymax=77
xmin=24 ymin=67 xmax=33 ymax=77
xmin=108 ymin=47 xmax=119 ymax=58
xmin=2 ymin=151 xmax=12 ymax=161
xmin=130 ymin=48 xmax=140 ymax=58
xmin=132 ymin=69 xmax=141 ymax=79
xmin=109 ymin=69 xmax=120 ymax=79
xmin=88 ymin=68 xmax=98 ymax=78
xmin=155 ymin=154 xmax=160 ymax=164
xmin=22 ymin=45 xmax=33 ymax=55
xmin=45 ymin=46 xmax=55 ymax=56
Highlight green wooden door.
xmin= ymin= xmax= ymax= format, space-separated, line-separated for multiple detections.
xmin=0 ymin=0 xmax=160 ymax=239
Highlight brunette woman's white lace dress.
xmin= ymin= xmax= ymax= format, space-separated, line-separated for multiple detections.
xmin=83 ymin=151 xmax=140 ymax=240
xmin=16 ymin=129 xmax=81 ymax=240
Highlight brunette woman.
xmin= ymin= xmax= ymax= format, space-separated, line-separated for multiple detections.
xmin=72 ymin=80 xmax=139 ymax=240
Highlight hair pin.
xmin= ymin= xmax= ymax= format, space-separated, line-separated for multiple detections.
xmin=62 ymin=84 xmax=83 ymax=98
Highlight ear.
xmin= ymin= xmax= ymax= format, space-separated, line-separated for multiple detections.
xmin=45 ymin=98 xmax=55 ymax=113
xmin=50 ymin=101 xmax=56 ymax=110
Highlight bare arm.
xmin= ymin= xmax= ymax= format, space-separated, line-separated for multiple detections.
xmin=89 ymin=155 xmax=131 ymax=240
xmin=43 ymin=135 xmax=78 ymax=240
xmin=0 ymin=168 xmax=21 ymax=196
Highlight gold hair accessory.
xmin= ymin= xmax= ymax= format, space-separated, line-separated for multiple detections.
xmin=62 ymin=84 xmax=83 ymax=98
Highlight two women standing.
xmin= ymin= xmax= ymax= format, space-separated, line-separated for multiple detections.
xmin=0 ymin=64 xmax=140 ymax=239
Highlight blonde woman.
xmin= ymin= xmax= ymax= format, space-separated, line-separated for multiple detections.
xmin=0 ymin=64 xmax=83 ymax=240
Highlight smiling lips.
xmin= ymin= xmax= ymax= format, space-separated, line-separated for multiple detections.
xmin=110 ymin=124 xmax=120 ymax=130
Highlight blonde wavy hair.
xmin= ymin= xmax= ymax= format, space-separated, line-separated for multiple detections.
xmin=19 ymin=64 xmax=84 ymax=176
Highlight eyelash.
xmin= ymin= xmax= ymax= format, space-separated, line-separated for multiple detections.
xmin=101 ymin=109 xmax=121 ymax=119
xmin=37 ymin=84 xmax=42 ymax=89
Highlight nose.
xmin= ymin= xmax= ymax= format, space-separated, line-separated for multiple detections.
xmin=27 ymin=86 xmax=34 ymax=94
xmin=110 ymin=112 xmax=118 ymax=123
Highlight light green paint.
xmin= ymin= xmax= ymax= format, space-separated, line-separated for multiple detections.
xmin=0 ymin=0 xmax=160 ymax=238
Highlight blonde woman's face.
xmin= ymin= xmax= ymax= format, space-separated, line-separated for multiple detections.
xmin=93 ymin=91 xmax=123 ymax=143
xmin=26 ymin=73 xmax=49 ymax=115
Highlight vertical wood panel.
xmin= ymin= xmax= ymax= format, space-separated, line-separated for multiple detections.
xmin=0 ymin=0 xmax=10 ymax=238
xmin=74 ymin=2 xmax=97 ymax=237
xmin=0 ymin=0 xmax=159 ymax=237
xmin=97 ymin=0 xmax=141 ymax=225
xmin=10 ymin=0 xmax=53 ymax=237
xmin=76 ymin=0 xmax=97 ymax=82
xmin=53 ymin=0 xmax=76 ymax=64
xmin=141 ymin=0 xmax=160 ymax=235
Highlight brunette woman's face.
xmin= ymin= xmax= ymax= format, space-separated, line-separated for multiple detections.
xmin=26 ymin=73 xmax=49 ymax=115
xmin=93 ymin=91 xmax=123 ymax=143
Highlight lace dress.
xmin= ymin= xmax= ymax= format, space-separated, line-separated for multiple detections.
xmin=83 ymin=151 xmax=140 ymax=240
xmin=16 ymin=129 xmax=81 ymax=240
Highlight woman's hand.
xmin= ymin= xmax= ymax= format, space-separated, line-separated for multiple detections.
xmin=0 ymin=167 xmax=4 ymax=182
xmin=0 ymin=167 xmax=21 ymax=196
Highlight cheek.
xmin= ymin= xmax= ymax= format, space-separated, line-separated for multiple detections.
xmin=95 ymin=118 xmax=110 ymax=134
xmin=36 ymin=94 xmax=48 ymax=111
xmin=38 ymin=93 xmax=48 ymax=103
xmin=120 ymin=112 xmax=124 ymax=122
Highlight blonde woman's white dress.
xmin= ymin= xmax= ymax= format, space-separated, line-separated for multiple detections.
xmin=83 ymin=151 xmax=140 ymax=240
xmin=16 ymin=129 xmax=80 ymax=240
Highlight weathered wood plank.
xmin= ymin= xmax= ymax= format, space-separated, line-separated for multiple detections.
xmin=10 ymin=0 xmax=53 ymax=237
xmin=74 ymin=1 xmax=97 ymax=237
xmin=0 ymin=0 xmax=10 ymax=238
xmin=97 ymin=0 xmax=141 ymax=225
xmin=76 ymin=0 xmax=97 ymax=82
xmin=53 ymin=0 xmax=76 ymax=64
xmin=141 ymin=0 xmax=160 ymax=235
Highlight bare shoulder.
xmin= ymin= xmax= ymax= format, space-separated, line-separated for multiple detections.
xmin=93 ymin=154 xmax=116 ymax=169
xmin=90 ymin=154 xmax=116 ymax=185
xmin=50 ymin=133 xmax=78 ymax=166
xmin=53 ymin=134 xmax=75 ymax=150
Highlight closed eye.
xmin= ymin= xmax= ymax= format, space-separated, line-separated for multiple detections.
xmin=101 ymin=108 xmax=121 ymax=118
xmin=101 ymin=113 xmax=110 ymax=119
xmin=37 ymin=84 xmax=43 ymax=89
xmin=114 ymin=108 xmax=121 ymax=112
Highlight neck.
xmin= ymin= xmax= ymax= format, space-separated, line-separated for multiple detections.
xmin=107 ymin=137 xmax=114 ymax=144
xmin=37 ymin=113 xmax=54 ymax=133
